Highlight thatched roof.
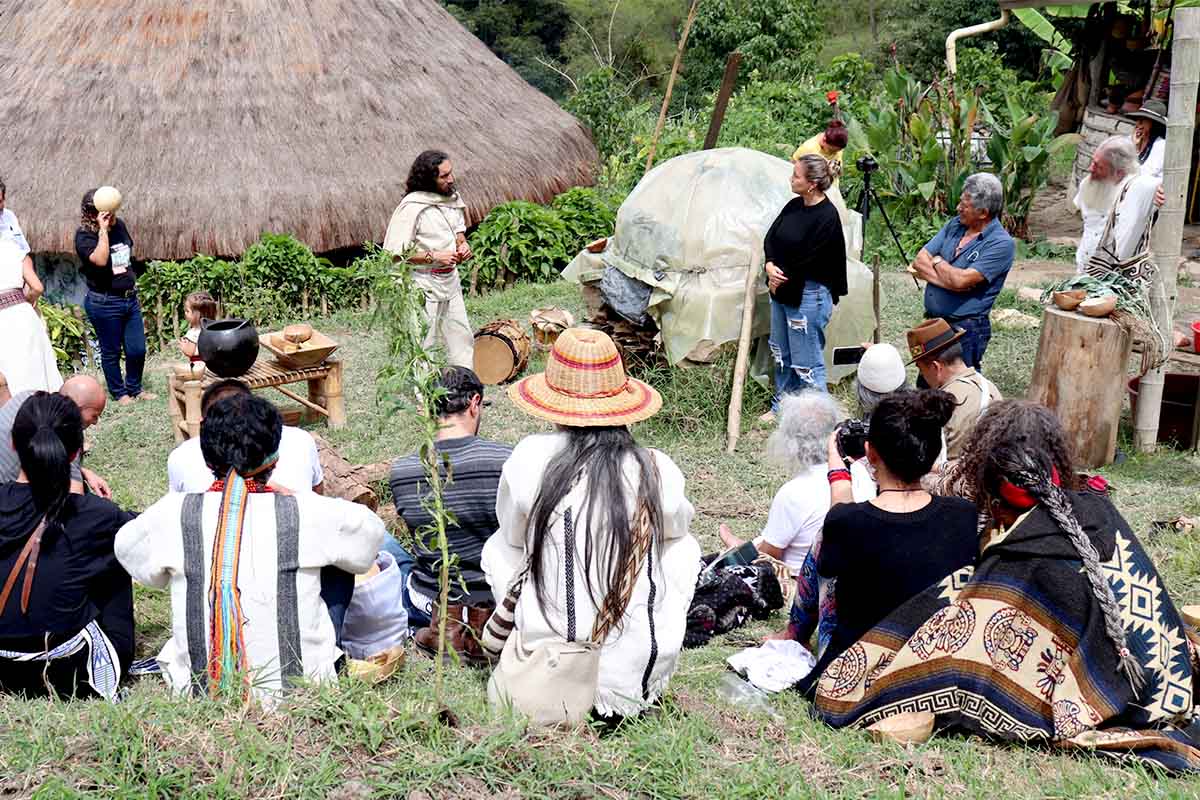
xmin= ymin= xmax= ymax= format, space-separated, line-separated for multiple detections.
xmin=0 ymin=1 xmax=597 ymax=259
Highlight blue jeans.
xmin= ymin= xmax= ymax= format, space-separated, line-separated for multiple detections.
xmin=83 ymin=291 xmax=147 ymax=399
xmin=320 ymin=567 xmax=354 ymax=646
xmin=769 ymin=281 xmax=833 ymax=408
xmin=380 ymin=534 xmax=429 ymax=630
xmin=951 ymin=314 xmax=992 ymax=371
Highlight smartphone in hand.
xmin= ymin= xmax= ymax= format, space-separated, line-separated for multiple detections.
xmin=832 ymin=345 xmax=867 ymax=366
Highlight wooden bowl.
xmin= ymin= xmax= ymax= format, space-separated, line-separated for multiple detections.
xmin=284 ymin=323 xmax=313 ymax=343
xmin=1181 ymin=605 xmax=1200 ymax=629
xmin=585 ymin=237 xmax=608 ymax=253
xmin=260 ymin=329 xmax=338 ymax=368
xmin=1052 ymin=290 xmax=1087 ymax=310
xmin=867 ymin=711 xmax=935 ymax=745
xmin=1079 ymin=295 xmax=1118 ymax=317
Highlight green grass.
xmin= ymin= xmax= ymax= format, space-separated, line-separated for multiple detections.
xmin=2 ymin=274 xmax=1199 ymax=797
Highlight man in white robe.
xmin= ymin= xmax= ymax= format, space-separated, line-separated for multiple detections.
xmin=383 ymin=150 xmax=474 ymax=368
xmin=1073 ymin=135 xmax=1160 ymax=275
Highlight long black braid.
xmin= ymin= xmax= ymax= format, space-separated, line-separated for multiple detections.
xmin=961 ymin=400 xmax=1144 ymax=692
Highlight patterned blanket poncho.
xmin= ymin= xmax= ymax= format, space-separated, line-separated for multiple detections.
xmin=813 ymin=491 xmax=1200 ymax=772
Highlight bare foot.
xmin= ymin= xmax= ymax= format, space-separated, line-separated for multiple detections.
xmin=718 ymin=523 xmax=744 ymax=550
xmin=135 ymin=391 xmax=158 ymax=401
xmin=117 ymin=395 xmax=135 ymax=406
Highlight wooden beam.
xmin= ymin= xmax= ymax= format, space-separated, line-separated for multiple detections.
xmin=703 ymin=52 xmax=742 ymax=150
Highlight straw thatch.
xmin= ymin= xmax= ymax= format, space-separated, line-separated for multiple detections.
xmin=0 ymin=1 xmax=597 ymax=259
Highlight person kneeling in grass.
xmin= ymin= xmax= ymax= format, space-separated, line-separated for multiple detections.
xmin=116 ymin=394 xmax=384 ymax=702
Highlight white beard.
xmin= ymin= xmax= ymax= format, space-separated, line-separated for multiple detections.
xmin=1076 ymin=175 xmax=1122 ymax=215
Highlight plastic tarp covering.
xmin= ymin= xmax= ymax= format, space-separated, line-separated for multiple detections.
xmin=562 ymin=147 xmax=873 ymax=383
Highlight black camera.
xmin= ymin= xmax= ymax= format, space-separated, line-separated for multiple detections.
xmin=835 ymin=419 xmax=870 ymax=461
xmin=856 ymin=155 xmax=879 ymax=173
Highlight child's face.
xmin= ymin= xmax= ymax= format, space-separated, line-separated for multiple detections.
xmin=185 ymin=302 xmax=199 ymax=326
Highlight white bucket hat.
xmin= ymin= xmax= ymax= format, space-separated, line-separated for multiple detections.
xmin=856 ymin=343 xmax=906 ymax=394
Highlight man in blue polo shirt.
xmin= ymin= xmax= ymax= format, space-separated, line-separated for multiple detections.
xmin=908 ymin=172 xmax=1014 ymax=373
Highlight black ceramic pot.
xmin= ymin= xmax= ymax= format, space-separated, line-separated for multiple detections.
xmin=198 ymin=319 xmax=259 ymax=377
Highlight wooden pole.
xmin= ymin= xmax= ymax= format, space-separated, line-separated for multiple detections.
xmin=1134 ymin=8 xmax=1200 ymax=452
xmin=726 ymin=251 xmax=762 ymax=454
xmin=872 ymin=254 xmax=882 ymax=343
xmin=644 ymin=0 xmax=701 ymax=174
xmin=703 ymin=52 xmax=742 ymax=150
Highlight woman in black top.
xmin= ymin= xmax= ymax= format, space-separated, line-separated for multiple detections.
xmin=0 ymin=393 xmax=135 ymax=699
xmin=762 ymin=154 xmax=847 ymax=416
xmin=75 ymin=189 xmax=152 ymax=405
xmin=796 ymin=390 xmax=977 ymax=693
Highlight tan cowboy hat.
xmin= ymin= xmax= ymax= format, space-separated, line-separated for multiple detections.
xmin=905 ymin=318 xmax=966 ymax=365
xmin=508 ymin=327 xmax=662 ymax=427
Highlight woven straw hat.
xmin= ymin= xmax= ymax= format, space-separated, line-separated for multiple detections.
xmin=508 ymin=327 xmax=662 ymax=426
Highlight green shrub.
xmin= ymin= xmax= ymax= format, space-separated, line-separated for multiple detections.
xmin=38 ymin=301 xmax=89 ymax=371
xmin=137 ymin=233 xmax=382 ymax=350
xmin=551 ymin=187 xmax=620 ymax=253
xmin=467 ymin=201 xmax=570 ymax=288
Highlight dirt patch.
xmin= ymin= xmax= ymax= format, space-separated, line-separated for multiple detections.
xmin=1027 ymin=180 xmax=1082 ymax=243
xmin=1006 ymin=260 xmax=1076 ymax=289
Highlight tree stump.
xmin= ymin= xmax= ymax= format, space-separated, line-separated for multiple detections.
xmin=311 ymin=433 xmax=385 ymax=510
xmin=1028 ymin=307 xmax=1132 ymax=468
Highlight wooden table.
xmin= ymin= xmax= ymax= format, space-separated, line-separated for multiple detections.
xmin=167 ymin=357 xmax=345 ymax=442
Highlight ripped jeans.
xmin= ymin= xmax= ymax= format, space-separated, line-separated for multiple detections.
xmin=769 ymin=281 xmax=833 ymax=408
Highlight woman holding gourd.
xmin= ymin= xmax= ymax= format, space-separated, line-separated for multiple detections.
xmin=75 ymin=188 xmax=153 ymax=404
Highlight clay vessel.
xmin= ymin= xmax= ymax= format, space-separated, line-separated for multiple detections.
xmin=1052 ymin=290 xmax=1087 ymax=310
xmin=867 ymin=711 xmax=935 ymax=745
xmin=198 ymin=319 xmax=259 ymax=377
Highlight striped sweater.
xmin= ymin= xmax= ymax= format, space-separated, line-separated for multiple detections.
xmin=389 ymin=436 xmax=512 ymax=605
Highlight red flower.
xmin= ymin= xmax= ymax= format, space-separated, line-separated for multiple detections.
xmin=826 ymin=90 xmax=840 ymax=104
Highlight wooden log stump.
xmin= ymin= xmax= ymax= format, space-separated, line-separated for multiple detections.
xmin=311 ymin=433 xmax=379 ymax=510
xmin=1028 ymin=307 xmax=1132 ymax=468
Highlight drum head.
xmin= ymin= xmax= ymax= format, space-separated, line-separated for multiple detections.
xmin=474 ymin=333 xmax=518 ymax=385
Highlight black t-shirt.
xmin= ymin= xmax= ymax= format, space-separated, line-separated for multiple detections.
xmin=763 ymin=196 xmax=847 ymax=307
xmin=817 ymin=495 xmax=978 ymax=665
xmin=75 ymin=219 xmax=138 ymax=293
xmin=0 ymin=484 xmax=134 ymax=644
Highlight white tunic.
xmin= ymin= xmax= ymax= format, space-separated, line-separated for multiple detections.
xmin=167 ymin=426 xmax=324 ymax=494
xmin=482 ymin=433 xmax=701 ymax=718
xmin=0 ymin=239 xmax=62 ymax=394
xmin=1073 ymin=175 xmax=1158 ymax=274
xmin=115 ymin=491 xmax=384 ymax=702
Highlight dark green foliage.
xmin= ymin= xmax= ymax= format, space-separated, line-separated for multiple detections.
xmin=683 ymin=0 xmax=823 ymax=95
xmin=38 ymin=300 xmax=89 ymax=370
xmin=442 ymin=0 xmax=572 ymax=98
xmin=551 ymin=186 xmax=619 ymax=254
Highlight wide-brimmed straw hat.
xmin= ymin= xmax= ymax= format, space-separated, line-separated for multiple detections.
xmin=905 ymin=318 xmax=966 ymax=365
xmin=508 ymin=327 xmax=662 ymax=427
xmin=1127 ymin=99 xmax=1167 ymax=126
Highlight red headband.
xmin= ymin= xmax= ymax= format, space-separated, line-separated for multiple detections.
xmin=998 ymin=467 xmax=1060 ymax=510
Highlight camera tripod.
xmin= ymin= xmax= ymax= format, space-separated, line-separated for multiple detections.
xmin=856 ymin=164 xmax=920 ymax=288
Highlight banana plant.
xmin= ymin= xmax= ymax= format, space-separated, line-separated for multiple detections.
xmin=983 ymin=93 xmax=1082 ymax=239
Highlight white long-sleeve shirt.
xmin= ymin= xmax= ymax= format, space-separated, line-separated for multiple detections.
xmin=116 ymin=491 xmax=384 ymax=701
xmin=481 ymin=432 xmax=701 ymax=718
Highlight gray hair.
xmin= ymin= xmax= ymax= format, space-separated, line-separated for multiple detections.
xmin=1095 ymin=135 xmax=1140 ymax=180
xmin=856 ymin=379 xmax=891 ymax=418
xmin=961 ymin=172 xmax=1004 ymax=219
xmin=767 ymin=391 xmax=844 ymax=474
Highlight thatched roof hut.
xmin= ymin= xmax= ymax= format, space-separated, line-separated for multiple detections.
xmin=0 ymin=1 xmax=597 ymax=260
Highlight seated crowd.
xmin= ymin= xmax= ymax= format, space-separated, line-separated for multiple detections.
xmin=0 ymin=325 xmax=1197 ymax=768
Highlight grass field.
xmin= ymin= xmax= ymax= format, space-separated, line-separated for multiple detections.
xmin=2 ymin=272 xmax=1200 ymax=798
